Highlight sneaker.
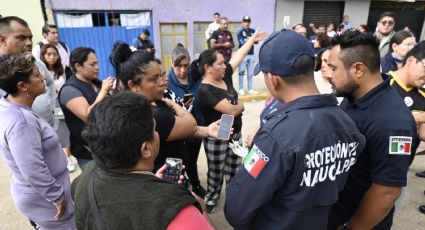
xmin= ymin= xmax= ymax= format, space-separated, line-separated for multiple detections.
xmin=238 ymin=89 xmax=246 ymax=96
xmin=248 ymin=89 xmax=258 ymax=95
xmin=67 ymin=157 xmax=76 ymax=172
xmin=192 ymin=184 xmax=207 ymax=198
xmin=204 ymin=193 xmax=220 ymax=213
xmin=206 ymin=203 xmax=217 ymax=213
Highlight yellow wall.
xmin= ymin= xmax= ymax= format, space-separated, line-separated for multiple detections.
xmin=0 ymin=0 xmax=45 ymax=44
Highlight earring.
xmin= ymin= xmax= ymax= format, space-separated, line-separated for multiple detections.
xmin=25 ymin=90 xmax=30 ymax=99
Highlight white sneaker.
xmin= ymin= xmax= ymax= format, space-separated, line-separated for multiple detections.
xmin=248 ymin=89 xmax=258 ymax=95
xmin=238 ymin=89 xmax=246 ymax=96
xmin=67 ymin=157 xmax=76 ymax=172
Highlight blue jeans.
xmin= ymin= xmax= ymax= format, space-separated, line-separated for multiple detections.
xmin=238 ymin=55 xmax=255 ymax=90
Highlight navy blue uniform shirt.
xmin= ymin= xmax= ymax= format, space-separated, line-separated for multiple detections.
xmin=225 ymin=94 xmax=366 ymax=230
xmin=328 ymin=78 xmax=418 ymax=230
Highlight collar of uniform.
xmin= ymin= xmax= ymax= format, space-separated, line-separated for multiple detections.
xmin=345 ymin=76 xmax=391 ymax=110
xmin=276 ymin=94 xmax=338 ymax=115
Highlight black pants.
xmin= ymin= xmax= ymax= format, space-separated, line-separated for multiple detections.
xmin=185 ymin=139 xmax=202 ymax=186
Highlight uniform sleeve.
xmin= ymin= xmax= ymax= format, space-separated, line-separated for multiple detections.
xmin=153 ymin=108 xmax=176 ymax=141
xmin=8 ymin=123 xmax=64 ymax=205
xmin=368 ymin=122 xmax=417 ymax=187
xmin=224 ymin=130 xmax=289 ymax=228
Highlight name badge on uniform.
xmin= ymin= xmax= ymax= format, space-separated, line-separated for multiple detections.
xmin=244 ymin=144 xmax=269 ymax=178
xmin=389 ymin=136 xmax=412 ymax=155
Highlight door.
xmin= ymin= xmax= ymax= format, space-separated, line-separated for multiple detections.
xmin=302 ymin=1 xmax=345 ymax=37
xmin=160 ymin=23 xmax=187 ymax=71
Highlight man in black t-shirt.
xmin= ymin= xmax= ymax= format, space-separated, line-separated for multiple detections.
xmin=326 ymin=31 xmax=418 ymax=229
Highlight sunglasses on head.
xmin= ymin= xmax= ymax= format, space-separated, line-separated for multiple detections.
xmin=380 ymin=20 xmax=394 ymax=26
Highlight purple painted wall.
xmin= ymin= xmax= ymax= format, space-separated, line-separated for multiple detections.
xmin=46 ymin=0 xmax=275 ymax=58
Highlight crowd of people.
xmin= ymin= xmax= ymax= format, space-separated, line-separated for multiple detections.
xmin=0 ymin=9 xmax=424 ymax=229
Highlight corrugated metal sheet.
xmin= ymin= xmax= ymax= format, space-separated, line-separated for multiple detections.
xmin=58 ymin=26 xmax=153 ymax=79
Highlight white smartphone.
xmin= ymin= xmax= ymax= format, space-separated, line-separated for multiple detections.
xmin=217 ymin=114 xmax=234 ymax=140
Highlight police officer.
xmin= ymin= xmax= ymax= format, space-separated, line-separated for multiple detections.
xmin=326 ymin=31 xmax=418 ymax=229
xmin=224 ymin=29 xmax=366 ymax=230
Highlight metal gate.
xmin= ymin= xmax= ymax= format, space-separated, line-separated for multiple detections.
xmin=55 ymin=11 xmax=153 ymax=79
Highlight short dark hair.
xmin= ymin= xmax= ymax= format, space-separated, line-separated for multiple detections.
xmin=40 ymin=44 xmax=64 ymax=79
xmin=379 ymin=12 xmax=395 ymax=21
xmin=214 ymin=12 xmax=220 ymax=17
xmin=197 ymin=48 xmax=218 ymax=76
xmin=331 ymin=30 xmax=380 ymax=73
xmin=0 ymin=16 xmax=29 ymax=35
xmin=42 ymin=24 xmax=57 ymax=35
xmin=82 ymin=92 xmax=154 ymax=170
xmin=389 ymin=30 xmax=414 ymax=53
xmin=0 ymin=52 xmax=35 ymax=96
xmin=110 ymin=41 xmax=155 ymax=89
xmin=142 ymin=29 xmax=150 ymax=37
xmin=403 ymin=41 xmax=425 ymax=66
xmin=281 ymin=55 xmax=315 ymax=84
xmin=221 ymin=17 xmax=228 ymax=22
xmin=69 ymin=47 xmax=95 ymax=73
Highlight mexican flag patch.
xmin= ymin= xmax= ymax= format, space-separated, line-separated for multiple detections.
xmin=244 ymin=144 xmax=269 ymax=178
xmin=389 ymin=136 xmax=412 ymax=155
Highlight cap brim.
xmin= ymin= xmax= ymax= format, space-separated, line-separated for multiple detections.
xmin=253 ymin=63 xmax=261 ymax=76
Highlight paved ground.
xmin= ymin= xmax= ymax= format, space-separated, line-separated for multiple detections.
xmin=1 ymin=74 xmax=425 ymax=229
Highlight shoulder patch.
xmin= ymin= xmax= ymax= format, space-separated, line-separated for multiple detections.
xmin=243 ymin=144 xmax=269 ymax=178
xmin=389 ymin=136 xmax=412 ymax=155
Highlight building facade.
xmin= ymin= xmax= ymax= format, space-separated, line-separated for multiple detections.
xmin=45 ymin=0 xmax=275 ymax=78
xmin=275 ymin=0 xmax=425 ymax=40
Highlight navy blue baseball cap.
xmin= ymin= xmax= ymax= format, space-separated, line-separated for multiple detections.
xmin=254 ymin=29 xmax=315 ymax=76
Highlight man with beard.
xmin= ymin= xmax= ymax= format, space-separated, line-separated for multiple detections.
xmin=326 ymin=31 xmax=418 ymax=230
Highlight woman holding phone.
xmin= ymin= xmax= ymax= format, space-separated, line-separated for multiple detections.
xmin=110 ymin=43 xmax=220 ymax=174
xmin=58 ymin=47 xmax=113 ymax=169
xmin=167 ymin=45 xmax=206 ymax=197
xmin=195 ymin=29 xmax=267 ymax=213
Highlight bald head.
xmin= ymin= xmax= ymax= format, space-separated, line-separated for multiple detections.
xmin=0 ymin=16 xmax=33 ymax=55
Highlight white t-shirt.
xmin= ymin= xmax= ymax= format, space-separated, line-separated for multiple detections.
xmin=205 ymin=22 xmax=220 ymax=40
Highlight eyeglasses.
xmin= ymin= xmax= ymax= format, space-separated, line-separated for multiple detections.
xmin=380 ymin=20 xmax=394 ymax=26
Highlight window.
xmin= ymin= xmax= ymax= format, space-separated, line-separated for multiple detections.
xmin=160 ymin=23 xmax=188 ymax=71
